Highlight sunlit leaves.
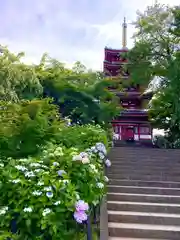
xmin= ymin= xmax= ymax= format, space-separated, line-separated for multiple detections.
xmin=0 ymin=46 xmax=42 ymax=101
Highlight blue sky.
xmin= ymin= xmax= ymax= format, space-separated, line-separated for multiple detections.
xmin=0 ymin=0 xmax=179 ymax=70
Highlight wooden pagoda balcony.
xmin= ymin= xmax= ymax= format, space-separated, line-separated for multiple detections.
xmin=120 ymin=109 xmax=148 ymax=116
xmin=109 ymin=90 xmax=153 ymax=100
xmin=109 ymin=90 xmax=141 ymax=99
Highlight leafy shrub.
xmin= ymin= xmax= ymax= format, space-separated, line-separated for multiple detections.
xmin=153 ymin=134 xmax=180 ymax=149
xmin=55 ymin=124 xmax=109 ymax=150
xmin=173 ymin=139 xmax=180 ymax=148
xmin=153 ymin=134 xmax=169 ymax=148
xmin=0 ymin=99 xmax=63 ymax=158
xmin=0 ymin=142 xmax=110 ymax=240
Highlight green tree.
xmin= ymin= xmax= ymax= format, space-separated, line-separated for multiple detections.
xmin=0 ymin=46 xmax=43 ymax=101
xmin=0 ymin=98 xmax=62 ymax=158
xmin=36 ymin=55 xmax=119 ymax=127
xmin=125 ymin=3 xmax=180 ymax=143
xmin=126 ymin=3 xmax=180 ymax=86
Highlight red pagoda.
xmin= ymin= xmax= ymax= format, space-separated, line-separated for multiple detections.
xmin=104 ymin=18 xmax=152 ymax=143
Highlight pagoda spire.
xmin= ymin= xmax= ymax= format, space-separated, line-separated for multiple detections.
xmin=122 ymin=17 xmax=127 ymax=48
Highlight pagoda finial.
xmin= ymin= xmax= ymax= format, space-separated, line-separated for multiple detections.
xmin=122 ymin=17 xmax=127 ymax=48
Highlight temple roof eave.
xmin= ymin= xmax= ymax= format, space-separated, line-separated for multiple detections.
xmin=105 ymin=47 xmax=128 ymax=53
xmin=110 ymin=92 xmax=151 ymax=100
xmin=104 ymin=61 xmax=128 ymax=66
xmin=120 ymin=108 xmax=148 ymax=113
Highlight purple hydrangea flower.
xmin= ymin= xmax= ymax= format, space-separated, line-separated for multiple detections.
xmin=57 ymin=170 xmax=66 ymax=176
xmin=75 ymin=200 xmax=89 ymax=212
xmin=80 ymin=152 xmax=88 ymax=158
xmin=53 ymin=162 xmax=59 ymax=167
xmin=74 ymin=211 xmax=88 ymax=223
xmin=105 ymin=159 xmax=111 ymax=167
xmin=46 ymin=192 xmax=53 ymax=198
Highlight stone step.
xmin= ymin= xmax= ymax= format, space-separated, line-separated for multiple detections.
xmin=110 ymin=154 xmax=180 ymax=158
xmin=110 ymin=153 xmax=180 ymax=156
xmin=110 ymin=151 xmax=180 ymax=155
xmin=108 ymin=185 xmax=180 ymax=195
xmin=108 ymin=174 xmax=180 ymax=182
xmin=107 ymin=192 xmax=180 ymax=204
xmin=109 ymin=237 xmax=167 ymax=240
xmin=110 ymin=147 xmax=180 ymax=152
xmin=107 ymin=201 xmax=180 ymax=214
xmin=109 ymin=158 xmax=180 ymax=162
xmin=108 ymin=222 xmax=180 ymax=239
xmin=109 ymin=154 xmax=180 ymax=158
xmin=108 ymin=210 xmax=180 ymax=225
xmin=108 ymin=163 xmax=180 ymax=168
xmin=106 ymin=148 xmax=180 ymax=239
xmin=108 ymin=179 xmax=180 ymax=188
xmin=109 ymin=161 xmax=180 ymax=166
xmin=107 ymin=170 xmax=180 ymax=175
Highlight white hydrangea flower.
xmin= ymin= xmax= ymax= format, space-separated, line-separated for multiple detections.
xmin=15 ymin=165 xmax=28 ymax=172
xmin=37 ymin=181 xmax=44 ymax=186
xmin=34 ymin=169 xmax=43 ymax=173
xmin=44 ymin=186 xmax=52 ymax=191
xmin=24 ymin=207 xmax=33 ymax=213
xmin=0 ymin=163 xmax=4 ymax=167
xmin=32 ymin=190 xmax=42 ymax=196
xmin=41 ymin=165 xmax=48 ymax=169
xmin=42 ymin=208 xmax=51 ymax=216
xmin=72 ymin=155 xmax=83 ymax=161
xmin=0 ymin=206 xmax=8 ymax=215
xmin=97 ymin=182 xmax=104 ymax=189
xmin=54 ymin=201 xmax=61 ymax=206
xmin=11 ymin=179 xmax=21 ymax=184
xmin=82 ymin=157 xmax=90 ymax=164
xmin=30 ymin=163 xmax=41 ymax=167
xmin=25 ymin=171 xmax=35 ymax=178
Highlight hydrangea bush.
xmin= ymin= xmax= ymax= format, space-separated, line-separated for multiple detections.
xmin=55 ymin=124 xmax=109 ymax=150
xmin=0 ymin=141 xmax=111 ymax=240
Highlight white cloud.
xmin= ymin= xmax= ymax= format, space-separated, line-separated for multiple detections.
xmin=1 ymin=0 xmax=179 ymax=70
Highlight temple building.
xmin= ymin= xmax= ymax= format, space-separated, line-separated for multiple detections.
xmin=104 ymin=18 xmax=152 ymax=143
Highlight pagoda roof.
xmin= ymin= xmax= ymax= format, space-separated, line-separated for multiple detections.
xmin=104 ymin=47 xmax=128 ymax=53
xmin=109 ymin=90 xmax=153 ymax=100
xmin=104 ymin=60 xmax=128 ymax=66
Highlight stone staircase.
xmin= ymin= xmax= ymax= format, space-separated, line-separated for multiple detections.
xmin=107 ymin=147 xmax=180 ymax=240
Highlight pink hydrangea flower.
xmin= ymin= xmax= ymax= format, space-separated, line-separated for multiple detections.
xmin=74 ymin=211 xmax=88 ymax=223
xmin=75 ymin=200 xmax=89 ymax=212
